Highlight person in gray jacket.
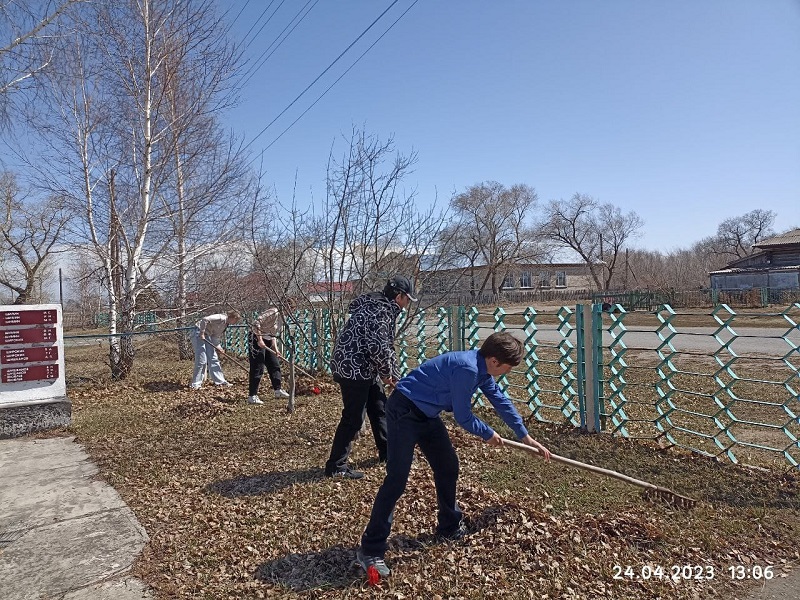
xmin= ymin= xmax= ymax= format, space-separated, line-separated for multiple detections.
xmin=189 ymin=310 xmax=241 ymax=389
xmin=247 ymin=306 xmax=290 ymax=405
xmin=324 ymin=276 xmax=416 ymax=479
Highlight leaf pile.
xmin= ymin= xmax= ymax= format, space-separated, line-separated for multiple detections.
xmin=63 ymin=346 xmax=800 ymax=599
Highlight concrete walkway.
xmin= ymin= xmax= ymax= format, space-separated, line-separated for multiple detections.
xmin=742 ymin=574 xmax=800 ymax=600
xmin=0 ymin=436 xmax=152 ymax=600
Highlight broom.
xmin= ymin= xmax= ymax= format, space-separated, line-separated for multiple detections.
xmin=501 ymin=437 xmax=697 ymax=509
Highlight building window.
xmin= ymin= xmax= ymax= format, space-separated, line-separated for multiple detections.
xmin=520 ymin=271 xmax=532 ymax=288
xmin=555 ymin=271 xmax=567 ymax=287
xmin=502 ymin=273 xmax=515 ymax=289
xmin=539 ymin=271 xmax=551 ymax=288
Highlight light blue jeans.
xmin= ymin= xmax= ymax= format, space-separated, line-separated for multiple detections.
xmin=189 ymin=329 xmax=227 ymax=387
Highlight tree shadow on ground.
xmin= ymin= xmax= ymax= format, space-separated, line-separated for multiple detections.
xmin=143 ymin=381 xmax=185 ymax=392
xmin=253 ymin=504 xmax=516 ymax=592
xmin=206 ymin=468 xmax=324 ymax=497
xmin=255 ymin=544 xmax=360 ymax=592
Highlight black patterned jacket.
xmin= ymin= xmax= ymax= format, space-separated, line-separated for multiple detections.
xmin=330 ymin=292 xmax=402 ymax=383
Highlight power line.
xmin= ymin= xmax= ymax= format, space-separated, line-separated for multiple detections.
xmin=218 ymin=1 xmax=253 ymax=49
xmin=256 ymin=0 xmax=420 ymax=158
xmin=240 ymin=0 xmax=283 ymax=51
xmin=241 ymin=0 xmax=401 ymax=156
xmin=242 ymin=0 xmax=291 ymax=53
xmin=227 ymin=0 xmax=252 ymax=28
xmin=235 ymin=0 xmax=320 ymax=90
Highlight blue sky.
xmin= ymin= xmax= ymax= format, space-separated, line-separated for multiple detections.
xmin=227 ymin=0 xmax=800 ymax=251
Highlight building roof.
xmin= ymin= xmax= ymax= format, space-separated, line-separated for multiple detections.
xmin=755 ymin=228 xmax=800 ymax=249
xmin=709 ymin=264 xmax=800 ymax=275
xmin=420 ymin=262 xmax=592 ymax=275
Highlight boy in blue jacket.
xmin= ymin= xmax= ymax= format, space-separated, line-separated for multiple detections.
xmin=355 ymin=331 xmax=551 ymax=577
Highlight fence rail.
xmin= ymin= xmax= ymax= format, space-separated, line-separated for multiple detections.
xmin=592 ymin=287 xmax=800 ymax=310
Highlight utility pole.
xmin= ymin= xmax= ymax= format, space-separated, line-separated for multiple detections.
xmin=624 ymin=249 xmax=629 ymax=290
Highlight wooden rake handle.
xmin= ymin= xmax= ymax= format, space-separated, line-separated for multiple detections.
xmin=203 ymin=341 xmax=250 ymax=375
xmin=501 ymin=437 xmax=696 ymax=508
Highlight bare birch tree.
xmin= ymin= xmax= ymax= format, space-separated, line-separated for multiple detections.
xmin=27 ymin=0 xmax=247 ymax=379
xmin=157 ymin=0 xmax=249 ymax=358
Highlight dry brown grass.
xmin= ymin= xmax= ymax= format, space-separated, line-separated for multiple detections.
xmin=53 ymin=340 xmax=800 ymax=599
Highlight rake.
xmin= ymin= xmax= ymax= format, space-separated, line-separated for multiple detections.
xmin=501 ymin=437 xmax=697 ymax=509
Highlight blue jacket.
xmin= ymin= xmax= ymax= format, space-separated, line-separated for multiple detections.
xmin=395 ymin=349 xmax=529 ymax=441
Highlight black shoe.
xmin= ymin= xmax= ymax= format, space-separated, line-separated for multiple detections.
xmin=325 ymin=466 xmax=364 ymax=479
xmin=436 ymin=519 xmax=468 ymax=542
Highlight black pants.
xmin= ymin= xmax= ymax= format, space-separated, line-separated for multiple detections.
xmin=324 ymin=378 xmax=388 ymax=474
xmin=248 ymin=335 xmax=282 ymax=396
xmin=360 ymin=390 xmax=462 ymax=558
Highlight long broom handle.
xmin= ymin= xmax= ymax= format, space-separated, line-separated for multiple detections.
xmin=502 ymin=437 xmax=668 ymax=493
xmin=203 ymin=337 xmax=317 ymax=382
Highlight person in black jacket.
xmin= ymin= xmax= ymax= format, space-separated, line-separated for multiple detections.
xmin=324 ymin=275 xmax=417 ymax=479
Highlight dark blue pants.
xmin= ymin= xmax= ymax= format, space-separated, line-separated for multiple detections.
xmin=360 ymin=390 xmax=462 ymax=558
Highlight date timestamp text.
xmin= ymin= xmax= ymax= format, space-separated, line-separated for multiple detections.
xmin=613 ymin=565 xmax=715 ymax=581
xmin=612 ymin=564 xmax=775 ymax=582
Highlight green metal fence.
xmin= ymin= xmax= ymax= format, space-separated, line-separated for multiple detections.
xmin=261 ymin=302 xmax=799 ymax=470
xmin=78 ymin=302 xmax=800 ymax=468
xmin=594 ymin=303 xmax=800 ymax=468
xmin=591 ymin=288 xmax=800 ymax=309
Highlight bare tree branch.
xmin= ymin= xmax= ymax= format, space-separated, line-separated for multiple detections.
xmin=0 ymin=171 xmax=71 ymax=303
xmin=542 ymin=193 xmax=643 ymax=291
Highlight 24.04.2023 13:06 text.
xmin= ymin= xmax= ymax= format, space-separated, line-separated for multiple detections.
xmin=612 ymin=564 xmax=774 ymax=581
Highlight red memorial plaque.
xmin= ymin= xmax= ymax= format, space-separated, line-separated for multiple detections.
xmin=1 ymin=363 xmax=60 ymax=383
xmin=1 ymin=346 xmax=59 ymax=364
xmin=0 ymin=328 xmax=57 ymax=345
xmin=0 ymin=310 xmax=58 ymax=326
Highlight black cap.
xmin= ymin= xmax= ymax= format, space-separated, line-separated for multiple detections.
xmin=387 ymin=275 xmax=417 ymax=301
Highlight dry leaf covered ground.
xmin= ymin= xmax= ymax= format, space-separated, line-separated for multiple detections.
xmin=60 ymin=340 xmax=799 ymax=599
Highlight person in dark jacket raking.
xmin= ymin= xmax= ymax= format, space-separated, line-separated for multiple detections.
xmin=324 ymin=275 xmax=417 ymax=479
